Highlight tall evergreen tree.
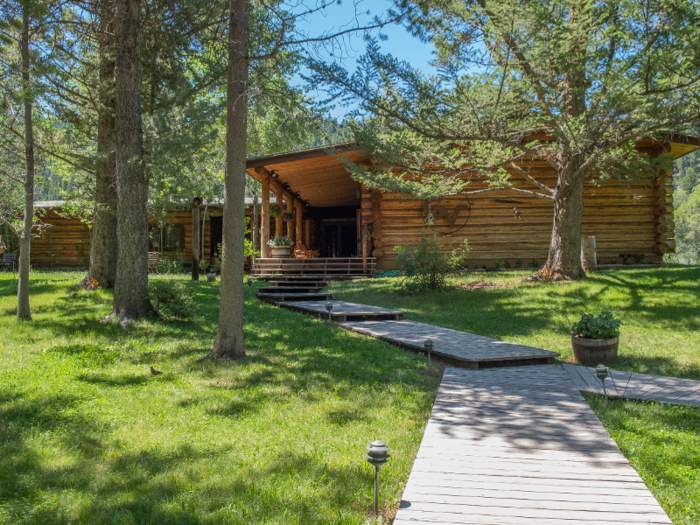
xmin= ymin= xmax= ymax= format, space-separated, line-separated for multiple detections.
xmin=313 ymin=0 xmax=700 ymax=280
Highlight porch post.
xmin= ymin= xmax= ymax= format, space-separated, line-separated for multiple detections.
xmin=275 ymin=193 xmax=283 ymax=242
xmin=191 ymin=196 xmax=201 ymax=280
xmin=295 ymin=200 xmax=303 ymax=247
xmin=261 ymin=175 xmax=270 ymax=258
xmin=286 ymin=198 xmax=295 ymax=243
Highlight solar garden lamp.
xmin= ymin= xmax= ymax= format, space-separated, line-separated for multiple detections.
xmin=247 ymin=277 xmax=253 ymax=287
xmin=424 ymin=339 xmax=434 ymax=371
xmin=596 ymin=364 xmax=609 ymax=405
xmin=365 ymin=440 xmax=391 ymax=518
xmin=325 ymin=301 xmax=334 ymax=322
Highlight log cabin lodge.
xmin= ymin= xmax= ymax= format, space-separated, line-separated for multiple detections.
xmin=30 ymin=136 xmax=700 ymax=274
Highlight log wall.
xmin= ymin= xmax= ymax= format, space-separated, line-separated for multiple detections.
xmin=362 ymin=166 xmax=675 ymax=271
xmin=31 ymin=206 xmax=253 ymax=270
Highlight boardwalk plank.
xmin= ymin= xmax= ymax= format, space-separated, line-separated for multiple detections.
xmin=393 ymin=365 xmax=672 ymax=525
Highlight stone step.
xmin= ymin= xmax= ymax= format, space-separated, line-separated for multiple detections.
xmin=250 ymin=273 xmax=370 ymax=281
xmin=256 ymin=292 xmax=334 ymax=304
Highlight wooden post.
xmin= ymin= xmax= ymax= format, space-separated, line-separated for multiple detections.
xmin=261 ymin=176 xmax=270 ymax=258
xmin=275 ymin=193 xmax=283 ymax=243
xmin=304 ymin=219 xmax=311 ymax=248
xmin=581 ymin=236 xmax=597 ymax=272
xmin=191 ymin=196 xmax=202 ymax=280
xmin=286 ymin=198 xmax=295 ymax=243
xmin=295 ymin=200 xmax=303 ymax=247
xmin=362 ymin=229 xmax=367 ymax=274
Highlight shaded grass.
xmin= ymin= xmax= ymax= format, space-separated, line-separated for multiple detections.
xmin=0 ymin=271 xmax=440 ymax=524
xmin=329 ymin=267 xmax=700 ymax=379
xmin=586 ymin=393 xmax=700 ymax=525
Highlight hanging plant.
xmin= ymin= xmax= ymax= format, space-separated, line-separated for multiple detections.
xmin=282 ymin=212 xmax=295 ymax=221
xmin=269 ymin=203 xmax=282 ymax=218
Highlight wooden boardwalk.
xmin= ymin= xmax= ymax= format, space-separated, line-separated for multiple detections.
xmin=564 ymin=364 xmax=700 ymax=406
xmin=340 ymin=320 xmax=559 ymax=368
xmin=278 ymin=300 xmax=404 ymax=322
xmin=394 ymin=365 xmax=672 ymax=525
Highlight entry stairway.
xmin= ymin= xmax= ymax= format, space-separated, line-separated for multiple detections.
xmin=251 ymin=257 xmax=376 ymax=280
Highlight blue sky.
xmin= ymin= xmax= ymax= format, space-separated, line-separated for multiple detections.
xmin=291 ymin=0 xmax=438 ymax=118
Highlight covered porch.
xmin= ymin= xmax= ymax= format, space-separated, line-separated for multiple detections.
xmin=246 ymin=143 xmax=376 ymax=277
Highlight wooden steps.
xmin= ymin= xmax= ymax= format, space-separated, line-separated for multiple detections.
xmin=251 ymin=257 xmax=376 ymax=279
xmin=256 ymin=292 xmax=333 ymax=305
xmin=257 ymin=286 xmax=325 ymax=294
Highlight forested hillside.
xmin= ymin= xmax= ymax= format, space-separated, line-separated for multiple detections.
xmin=672 ymin=150 xmax=700 ymax=264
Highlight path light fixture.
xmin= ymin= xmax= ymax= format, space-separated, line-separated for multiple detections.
xmin=424 ymin=339 xmax=434 ymax=371
xmin=325 ymin=301 xmax=334 ymax=322
xmin=596 ymin=364 xmax=609 ymax=405
xmin=247 ymin=277 xmax=253 ymax=287
xmin=366 ymin=440 xmax=391 ymax=518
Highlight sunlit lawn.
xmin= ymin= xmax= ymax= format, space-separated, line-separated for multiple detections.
xmin=330 ymin=266 xmax=700 ymax=380
xmin=0 ymin=272 xmax=440 ymax=525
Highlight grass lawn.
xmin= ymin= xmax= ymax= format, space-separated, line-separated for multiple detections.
xmin=587 ymin=394 xmax=700 ymax=525
xmin=329 ymin=266 xmax=700 ymax=380
xmin=0 ymin=271 xmax=441 ymax=525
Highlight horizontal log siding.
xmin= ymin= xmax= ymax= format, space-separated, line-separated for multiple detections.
xmin=31 ymin=207 xmax=252 ymax=270
xmin=32 ymin=210 xmax=91 ymax=269
xmin=368 ymin=172 xmax=672 ymax=271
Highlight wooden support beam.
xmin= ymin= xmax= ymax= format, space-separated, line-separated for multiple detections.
xmin=295 ymin=200 xmax=303 ymax=247
xmin=261 ymin=176 xmax=270 ymax=258
xmin=286 ymin=198 xmax=295 ymax=242
xmin=191 ymin=196 xmax=202 ymax=280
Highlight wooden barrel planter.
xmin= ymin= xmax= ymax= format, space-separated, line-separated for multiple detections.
xmin=571 ymin=335 xmax=619 ymax=366
xmin=270 ymin=246 xmax=292 ymax=258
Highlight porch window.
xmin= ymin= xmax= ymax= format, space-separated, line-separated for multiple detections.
xmin=150 ymin=225 xmax=183 ymax=252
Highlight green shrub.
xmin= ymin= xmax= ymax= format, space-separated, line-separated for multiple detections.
xmin=395 ymin=234 xmax=469 ymax=291
xmin=147 ymin=281 xmax=196 ymax=319
xmin=515 ymin=259 xmax=523 ymax=268
xmin=572 ymin=311 xmax=621 ymax=339
xmin=157 ymin=258 xmax=184 ymax=275
xmin=529 ymin=260 xmax=539 ymax=270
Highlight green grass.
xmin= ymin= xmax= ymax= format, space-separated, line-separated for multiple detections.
xmin=329 ymin=266 xmax=700 ymax=380
xmin=0 ymin=272 xmax=440 ymax=524
xmin=587 ymin=394 xmax=700 ymax=525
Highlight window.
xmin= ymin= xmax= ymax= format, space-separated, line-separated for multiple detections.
xmin=150 ymin=225 xmax=183 ymax=251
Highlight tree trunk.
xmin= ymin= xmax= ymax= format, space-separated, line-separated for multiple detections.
xmin=540 ymin=166 xmax=586 ymax=281
xmin=87 ymin=0 xmax=118 ymax=289
xmin=17 ymin=8 xmax=34 ymax=321
xmin=112 ymin=0 xmax=153 ymax=321
xmin=211 ymin=0 xmax=249 ymax=359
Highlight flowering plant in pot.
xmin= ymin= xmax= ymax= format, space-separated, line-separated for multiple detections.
xmin=282 ymin=211 xmax=295 ymax=222
xmin=571 ymin=311 xmax=621 ymax=365
xmin=267 ymin=236 xmax=294 ymax=258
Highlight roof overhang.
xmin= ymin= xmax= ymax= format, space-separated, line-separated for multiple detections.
xmin=246 ymin=143 xmax=368 ymax=208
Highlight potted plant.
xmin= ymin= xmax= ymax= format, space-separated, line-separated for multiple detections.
xmin=571 ymin=311 xmax=621 ymax=365
xmin=282 ymin=211 xmax=295 ymax=222
xmin=267 ymin=236 xmax=294 ymax=258
xmin=269 ymin=203 xmax=282 ymax=219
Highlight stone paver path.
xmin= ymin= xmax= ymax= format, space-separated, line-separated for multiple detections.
xmin=340 ymin=320 xmax=559 ymax=368
xmin=564 ymin=364 xmax=700 ymax=406
xmin=394 ymin=365 xmax=672 ymax=525
xmin=278 ymin=300 xmax=404 ymax=322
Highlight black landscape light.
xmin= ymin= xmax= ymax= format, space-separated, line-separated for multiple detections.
xmin=247 ymin=277 xmax=253 ymax=287
xmin=424 ymin=339 xmax=434 ymax=370
xmin=365 ymin=440 xmax=391 ymax=518
xmin=596 ymin=364 xmax=609 ymax=404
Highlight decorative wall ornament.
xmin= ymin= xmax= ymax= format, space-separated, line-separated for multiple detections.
xmin=420 ymin=196 xmax=472 ymax=235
